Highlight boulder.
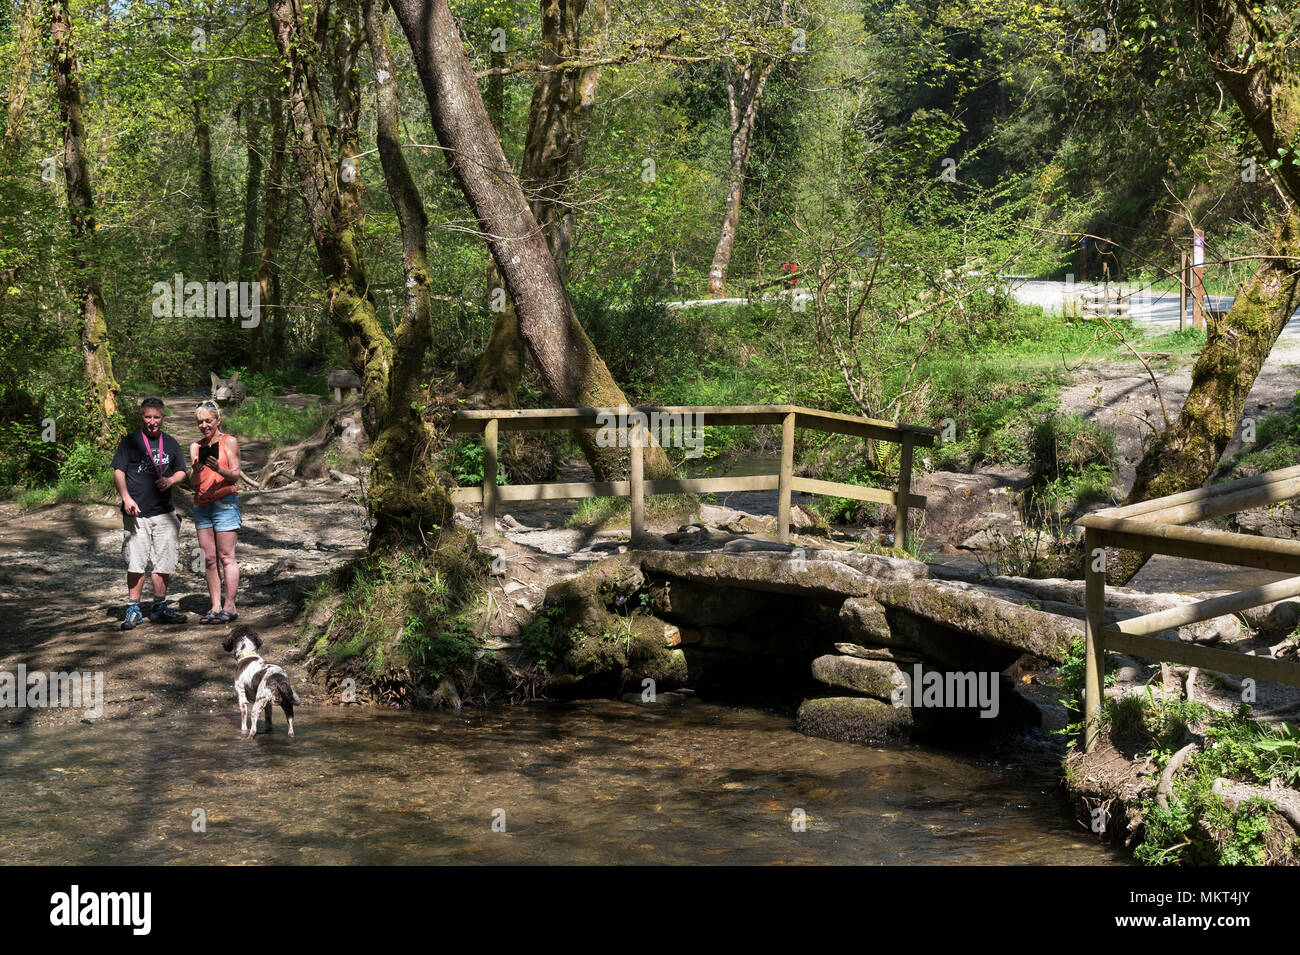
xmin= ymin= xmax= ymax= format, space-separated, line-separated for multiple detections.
xmin=810 ymin=655 xmax=904 ymax=700
xmin=837 ymin=597 xmax=892 ymax=644
xmin=796 ymin=697 xmax=913 ymax=744
xmin=695 ymin=504 xmax=774 ymax=535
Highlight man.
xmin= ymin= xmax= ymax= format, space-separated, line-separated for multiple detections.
xmin=111 ymin=397 xmax=188 ymax=629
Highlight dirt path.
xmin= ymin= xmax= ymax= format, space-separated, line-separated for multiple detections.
xmin=0 ymin=394 xmax=366 ymax=729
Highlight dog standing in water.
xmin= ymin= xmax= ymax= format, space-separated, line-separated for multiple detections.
xmin=222 ymin=625 xmax=300 ymax=738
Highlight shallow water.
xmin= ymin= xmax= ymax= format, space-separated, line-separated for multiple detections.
xmin=0 ymin=701 xmax=1121 ymax=865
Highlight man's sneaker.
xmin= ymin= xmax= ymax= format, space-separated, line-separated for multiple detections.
xmin=121 ymin=604 xmax=144 ymax=631
xmin=149 ymin=599 xmax=187 ymax=625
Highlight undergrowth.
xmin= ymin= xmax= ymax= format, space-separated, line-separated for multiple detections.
xmin=223 ymin=397 xmax=330 ymax=445
xmin=300 ymin=529 xmax=491 ymax=698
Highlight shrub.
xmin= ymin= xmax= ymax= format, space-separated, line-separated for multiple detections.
xmin=1029 ymin=412 xmax=1116 ymax=485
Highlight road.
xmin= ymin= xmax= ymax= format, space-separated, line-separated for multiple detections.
xmin=660 ymin=277 xmax=1300 ymax=340
xmin=1005 ymin=278 xmax=1300 ymax=339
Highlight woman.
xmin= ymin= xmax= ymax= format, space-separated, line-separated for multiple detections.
xmin=190 ymin=400 xmax=242 ymax=624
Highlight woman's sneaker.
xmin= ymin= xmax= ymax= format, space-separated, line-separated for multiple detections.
xmin=121 ymin=603 xmax=144 ymax=630
xmin=149 ymin=598 xmax=187 ymax=625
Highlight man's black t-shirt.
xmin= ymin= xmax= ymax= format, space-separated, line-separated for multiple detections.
xmin=110 ymin=431 xmax=187 ymax=518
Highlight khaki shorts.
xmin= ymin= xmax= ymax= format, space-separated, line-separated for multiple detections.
xmin=123 ymin=512 xmax=181 ymax=574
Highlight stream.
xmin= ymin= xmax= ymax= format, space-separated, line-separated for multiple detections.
xmin=0 ymin=700 xmax=1123 ymax=865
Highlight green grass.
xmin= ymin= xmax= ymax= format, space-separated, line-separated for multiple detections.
xmin=15 ymin=471 xmax=116 ymax=509
xmin=565 ymin=492 xmax=703 ymax=530
xmin=1219 ymin=392 xmax=1300 ymax=476
xmin=302 ymin=532 xmax=489 ymax=684
xmin=222 ymin=397 xmax=330 ymax=444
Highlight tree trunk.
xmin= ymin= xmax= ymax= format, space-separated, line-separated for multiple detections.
xmin=706 ymin=58 xmax=774 ymax=298
xmin=238 ymin=98 xmax=265 ymax=275
xmin=191 ymin=63 xmax=222 ymax=273
xmin=471 ymin=0 xmax=603 ymax=410
xmin=390 ymin=0 xmax=670 ymax=480
xmin=1195 ymin=0 xmax=1300 ymax=207
xmin=249 ymin=89 xmax=286 ymax=371
xmin=3 ymin=0 xmax=41 ymax=152
xmin=331 ymin=0 xmax=365 ymax=223
xmin=267 ymin=0 xmax=451 ymax=542
xmin=51 ymin=0 xmax=120 ymax=449
xmin=471 ymin=23 xmax=520 ymax=412
xmin=1106 ymin=1 xmax=1300 ymax=583
xmin=519 ymin=0 xmax=604 ymax=285
xmin=360 ymin=0 xmax=445 ymax=545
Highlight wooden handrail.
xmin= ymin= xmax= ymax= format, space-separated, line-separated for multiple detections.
xmin=1078 ymin=467 xmax=1300 ymax=752
xmin=451 ymin=404 xmax=935 ymax=546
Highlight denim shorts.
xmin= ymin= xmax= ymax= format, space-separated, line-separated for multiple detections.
xmin=193 ymin=494 xmax=242 ymax=532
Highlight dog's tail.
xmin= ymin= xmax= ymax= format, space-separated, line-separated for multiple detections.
xmin=267 ymin=673 xmax=300 ymax=711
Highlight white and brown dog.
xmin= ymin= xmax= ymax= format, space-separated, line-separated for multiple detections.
xmin=222 ymin=625 xmax=301 ymax=739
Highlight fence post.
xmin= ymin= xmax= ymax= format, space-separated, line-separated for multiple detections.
xmin=895 ymin=432 xmax=914 ymax=551
xmin=1084 ymin=528 xmax=1106 ymax=753
xmin=778 ymin=411 xmax=795 ymax=543
xmin=630 ymin=420 xmax=645 ymax=544
xmin=482 ymin=417 xmax=499 ymax=538
xmin=1179 ymin=252 xmax=1187 ymax=332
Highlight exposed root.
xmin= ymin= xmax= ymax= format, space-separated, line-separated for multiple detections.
xmin=1156 ymin=742 xmax=1198 ymax=809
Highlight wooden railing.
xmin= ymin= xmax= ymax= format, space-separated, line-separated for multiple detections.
xmin=1077 ymin=464 xmax=1300 ymax=751
xmin=450 ymin=405 xmax=938 ymax=547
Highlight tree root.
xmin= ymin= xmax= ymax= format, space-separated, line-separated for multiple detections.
xmin=1156 ymin=743 xmax=1198 ymax=809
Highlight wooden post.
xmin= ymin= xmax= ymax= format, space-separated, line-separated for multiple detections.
xmin=1179 ymin=252 xmax=1187 ymax=332
xmin=629 ymin=420 xmax=645 ymax=544
xmin=1083 ymin=528 xmax=1106 ymax=753
xmin=1102 ymin=261 xmax=1110 ymax=320
xmin=482 ymin=417 xmax=498 ymax=538
xmin=1078 ymin=236 xmax=1087 ymax=283
xmin=777 ymin=411 xmax=794 ymax=543
xmin=1192 ymin=231 xmax=1206 ymax=330
xmin=895 ymin=432 xmax=914 ymax=551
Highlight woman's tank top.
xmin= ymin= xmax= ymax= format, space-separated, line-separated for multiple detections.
xmin=194 ymin=434 xmax=237 ymax=506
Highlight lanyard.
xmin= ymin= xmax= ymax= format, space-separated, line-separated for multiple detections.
xmin=142 ymin=430 xmax=165 ymax=480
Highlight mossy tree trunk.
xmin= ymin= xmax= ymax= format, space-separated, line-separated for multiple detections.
xmin=519 ymin=0 xmax=605 ymax=287
xmin=1108 ymin=0 xmax=1300 ymax=584
xmin=267 ymin=0 xmax=451 ymax=545
xmin=330 ymin=0 xmax=365 ymax=224
xmin=3 ymin=0 xmax=41 ymax=152
xmin=359 ymin=0 xmax=445 ymax=546
xmin=249 ymin=89 xmax=286 ymax=371
xmin=51 ymin=0 xmax=120 ymax=449
xmin=390 ymin=0 xmax=672 ymax=481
